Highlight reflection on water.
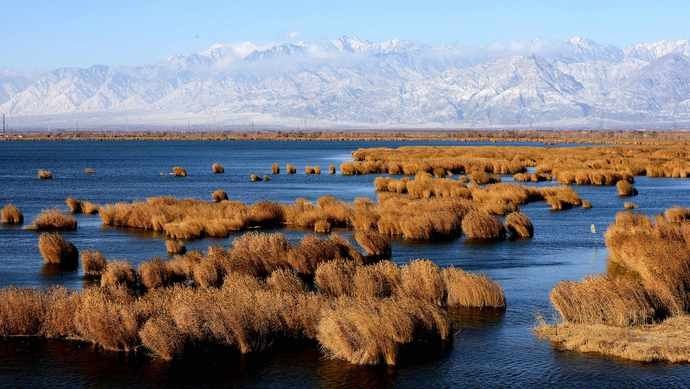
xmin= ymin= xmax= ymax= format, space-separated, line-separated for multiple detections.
xmin=1 ymin=140 xmax=689 ymax=386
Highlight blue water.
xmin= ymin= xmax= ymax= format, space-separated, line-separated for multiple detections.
xmin=0 ymin=140 xmax=689 ymax=387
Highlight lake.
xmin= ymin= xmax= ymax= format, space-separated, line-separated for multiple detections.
xmin=1 ymin=140 xmax=689 ymax=387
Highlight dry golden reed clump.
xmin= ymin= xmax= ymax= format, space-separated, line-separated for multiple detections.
xmin=286 ymin=163 xmax=297 ymax=174
xmin=65 ymin=197 xmax=82 ymax=214
xmin=37 ymin=169 xmax=53 ymax=180
xmin=624 ymin=201 xmax=637 ymax=209
xmin=0 ymin=231 xmax=511 ymax=365
xmin=616 ymin=180 xmax=638 ymax=197
xmin=539 ymin=209 xmax=690 ymax=363
xmin=81 ymin=250 xmax=107 ymax=278
xmin=461 ymin=210 xmax=505 ymax=241
xmin=0 ymin=204 xmax=23 ymax=224
xmin=100 ymin=261 xmax=138 ymax=289
xmin=664 ymin=207 xmax=690 ymax=223
xmin=442 ymin=267 xmax=506 ymax=309
xmin=550 ymin=276 xmax=659 ymax=327
xmin=354 ymin=230 xmax=391 ymax=259
xmin=211 ymin=189 xmax=228 ymax=202
xmin=211 ymin=163 xmax=224 ymax=174
xmin=81 ymin=201 xmax=100 ymax=215
xmin=504 ymin=211 xmax=534 ymax=239
xmin=166 ymin=240 xmax=186 ymax=255
xmin=171 ymin=167 xmax=187 ymax=177
xmin=38 ymin=233 xmax=79 ymax=268
xmin=581 ymin=199 xmax=592 ymax=209
xmin=31 ymin=209 xmax=77 ymax=231
xmin=317 ymin=297 xmax=450 ymax=365
xmin=328 ymin=164 xmax=336 ymax=175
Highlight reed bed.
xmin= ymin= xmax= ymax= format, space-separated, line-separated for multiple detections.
xmin=375 ymin=174 xmax=584 ymax=214
xmin=624 ymin=201 xmax=637 ymax=209
xmin=538 ymin=209 xmax=690 ymax=363
xmin=272 ymin=163 xmax=280 ymax=174
xmin=211 ymin=163 xmax=224 ymax=174
xmin=37 ymin=169 xmax=53 ymax=180
xmin=38 ymin=233 xmax=78 ymax=268
xmin=286 ymin=164 xmax=297 ymax=174
xmin=0 ymin=204 xmax=23 ymax=224
xmin=0 ymin=231 xmax=506 ymax=365
xmin=30 ymin=209 xmax=77 ymax=231
xmin=342 ymin=145 xmax=689 ymax=184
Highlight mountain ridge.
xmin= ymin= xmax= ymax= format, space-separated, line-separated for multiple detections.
xmin=3 ymin=36 xmax=690 ymax=129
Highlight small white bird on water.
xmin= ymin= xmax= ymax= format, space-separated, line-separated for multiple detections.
xmin=590 ymin=224 xmax=597 ymax=233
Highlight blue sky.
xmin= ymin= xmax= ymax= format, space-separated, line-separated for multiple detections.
xmin=3 ymin=0 xmax=690 ymax=70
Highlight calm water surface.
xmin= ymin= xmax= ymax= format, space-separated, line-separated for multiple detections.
xmin=0 ymin=140 xmax=689 ymax=388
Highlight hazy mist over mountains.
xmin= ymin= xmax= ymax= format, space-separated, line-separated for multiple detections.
xmin=3 ymin=36 xmax=690 ymax=129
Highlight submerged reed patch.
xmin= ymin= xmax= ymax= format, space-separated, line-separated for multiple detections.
xmin=0 ymin=204 xmax=23 ymax=224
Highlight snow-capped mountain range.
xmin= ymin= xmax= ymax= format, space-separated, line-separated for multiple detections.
xmin=3 ymin=36 xmax=690 ymax=129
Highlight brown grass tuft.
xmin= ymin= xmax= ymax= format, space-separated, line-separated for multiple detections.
xmin=461 ymin=210 xmax=505 ymax=241
xmin=267 ymin=269 xmax=305 ymax=294
xmin=100 ymin=261 xmax=138 ymax=289
xmin=443 ymin=267 xmax=506 ymax=308
xmin=81 ymin=250 xmax=107 ymax=278
xmin=616 ymin=180 xmax=638 ymax=197
xmin=211 ymin=163 xmax=224 ymax=174
xmin=38 ymin=233 xmax=78 ymax=268
xmin=1 ymin=204 xmax=23 ymax=224
xmin=504 ymin=211 xmax=534 ymax=239
xmin=81 ymin=201 xmax=100 ymax=214
xmin=286 ymin=163 xmax=297 ymax=174
xmin=172 ymin=167 xmax=187 ymax=177
xmin=37 ymin=169 xmax=53 ymax=180
xmin=354 ymin=230 xmax=391 ymax=259
xmin=328 ymin=164 xmax=336 ymax=175
xmin=400 ymin=259 xmax=446 ymax=306
xmin=140 ymin=315 xmax=185 ymax=360
xmin=624 ymin=201 xmax=637 ymax=209
xmin=250 ymin=174 xmax=262 ymax=182
xmin=549 ymin=276 xmax=659 ymax=327
xmin=166 ymin=240 xmax=187 ymax=255
xmin=211 ymin=189 xmax=228 ymax=202
xmin=272 ymin=163 xmax=280 ymax=174
xmin=317 ymin=297 xmax=449 ymax=365
xmin=139 ymin=258 xmax=173 ymax=289
xmin=664 ymin=207 xmax=690 ymax=223
xmin=31 ymin=209 xmax=77 ymax=231
xmin=65 ymin=197 xmax=82 ymax=213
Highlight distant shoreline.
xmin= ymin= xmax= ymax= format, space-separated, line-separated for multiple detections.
xmin=2 ymin=129 xmax=689 ymax=145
